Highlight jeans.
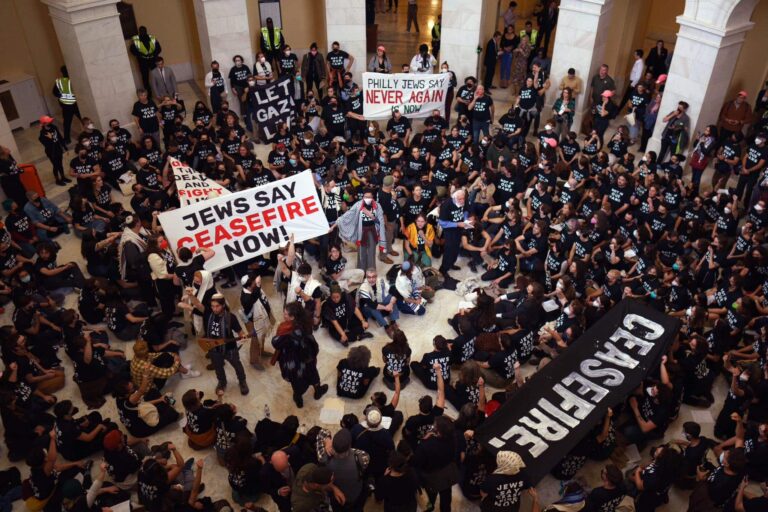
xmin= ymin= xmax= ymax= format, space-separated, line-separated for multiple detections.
xmin=0 ymin=486 xmax=21 ymax=512
xmin=500 ymin=52 xmax=512 ymax=81
xmin=472 ymin=120 xmax=491 ymax=143
xmin=361 ymin=296 xmax=399 ymax=327
xmin=209 ymin=346 xmax=247 ymax=387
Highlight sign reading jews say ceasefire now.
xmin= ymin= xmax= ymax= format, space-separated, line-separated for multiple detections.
xmin=363 ymin=72 xmax=451 ymax=119
xmin=158 ymin=171 xmax=329 ymax=272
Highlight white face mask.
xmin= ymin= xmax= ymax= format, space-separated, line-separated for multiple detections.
xmin=369 ymin=127 xmax=375 ymax=133
xmin=303 ymin=138 xmax=311 ymax=144
xmin=441 ymin=67 xmax=448 ymax=72
xmin=739 ymin=373 xmax=749 ymax=382
xmin=757 ymin=138 xmax=765 ymax=145
xmin=563 ymin=306 xmax=571 ymax=315
xmin=363 ymin=197 xmax=373 ymax=205
xmin=259 ymin=57 xmax=266 ymax=63
xmin=545 ymin=124 xmax=553 ymax=131
xmin=646 ymin=386 xmax=656 ymax=397
xmin=109 ymin=137 xmax=117 ymax=143
xmin=592 ymin=299 xmax=601 ymax=307
xmin=755 ymin=204 xmax=765 ymax=213
xmin=284 ymin=51 xmax=291 ymax=56
xmin=724 ymin=207 xmax=732 ymax=214
xmin=719 ymin=452 xmax=726 ymax=465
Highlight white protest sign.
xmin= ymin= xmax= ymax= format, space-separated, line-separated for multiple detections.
xmin=159 ymin=171 xmax=329 ymax=272
xmin=363 ymin=72 xmax=450 ymax=119
xmin=168 ymin=156 xmax=231 ymax=207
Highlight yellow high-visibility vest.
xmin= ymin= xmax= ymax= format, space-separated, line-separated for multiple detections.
xmin=261 ymin=27 xmax=282 ymax=51
xmin=520 ymin=29 xmax=538 ymax=46
xmin=55 ymin=78 xmax=76 ymax=104
xmin=433 ymin=24 xmax=441 ymax=40
xmin=132 ymin=35 xmax=156 ymax=57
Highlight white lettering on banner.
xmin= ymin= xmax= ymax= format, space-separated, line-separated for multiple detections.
xmin=169 ymin=157 xmax=232 ymax=207
xmin=159 ymin=171 xmax=329 ymax=272
xmin=487 ymin=314 xmax=665 ymax=458
xmin=363 ymin=72 xmax=451 ymax=120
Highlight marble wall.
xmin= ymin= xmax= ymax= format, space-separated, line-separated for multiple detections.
xmin=43 ymin=0 xmax=138 ymax=131
xmin=440 ymin=0 xmax=485 ymax=86
xmin=193 ymin=0 xmax=253 ymax=117
xmin=324 ymin=0 xmax=367 ymax=81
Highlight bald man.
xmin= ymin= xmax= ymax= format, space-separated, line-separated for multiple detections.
xmin=437 ymin=188 xmax=469 ymax=289
xmin=259 ymin=449 xmax=297 ymax=512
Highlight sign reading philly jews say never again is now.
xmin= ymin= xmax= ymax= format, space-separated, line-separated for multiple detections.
xmin=363 ymin=72 xmax=451 ymax=119
xmin=159 ymin=171 xmax=329 ymax=272
xmin=474 ymin=299 xmax=681 ymax=484
xmin=169 ymin=156 xmax=231 ymax=207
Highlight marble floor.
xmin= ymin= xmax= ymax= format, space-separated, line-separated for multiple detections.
xmin=368 ymin=0 xmax=443 ymax=72
xmin=1 ymin=74 xmax=748 ymax=511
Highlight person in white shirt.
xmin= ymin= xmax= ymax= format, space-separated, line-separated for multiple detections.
xmin=203 ymin=60 xmax=228 ymax=112
xmin=410 ymin=44 xmax=437 ymax=74
xmin=253 ymin=53 xmax=274 ymax=83
xmin=620 ymin=49 xmax=644 ymax=107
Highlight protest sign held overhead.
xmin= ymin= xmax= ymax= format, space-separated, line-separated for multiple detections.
xmin=475 ymin=299 xmax=680 ymax=483
xmin=168 ymin=156 xmax=231 ymax=207
xmin=159 ymin=171 xmax=328 ymax=272
xmin=363 ymin=72 xmax=451 ymax=119
xmin=252 ymin=77 xmax=295 ymax=140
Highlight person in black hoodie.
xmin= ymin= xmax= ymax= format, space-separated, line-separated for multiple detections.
xmin=38 ymin=116 xmax=69 ymax=185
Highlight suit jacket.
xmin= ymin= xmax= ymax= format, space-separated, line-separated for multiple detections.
xmin=149 ymin=66 xmax=178 ymax=100
xmin=484 ymin=39 xmax=499 ymax=66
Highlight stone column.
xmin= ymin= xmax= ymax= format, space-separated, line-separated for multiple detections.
xmin=42 ymin=0 xmax=137 ymax=131
xmin=324 ymin=0 xmax=367 ymax=80
xmin=648 ymin=14 xmax=754 ymax=153
xmin=0 ymin=103 xmax=20 ymax=161
xmin=193 ymin=0 xmax=253 ymax=117
xmin=440 ymin=0 xmax=486 ymax=85
xmin=545 ymin=0 xmax=615 ymax=133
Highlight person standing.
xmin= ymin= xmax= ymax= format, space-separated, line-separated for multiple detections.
xmin=326 ymin=42 xmax=354 ymax=93
xmin=645 ymin=40 xmax=669 ymax=78
xmin=278 ymin=45 xmax=301 ymax=101
xmin=198 ymin=293 xmax=249 ymax=395
xmin=301 ymin=43 xmax=326 ymax=98
xmin=620 ymin=49 xmax=645 ymax=108
xmin=204 ymin=60 xmax=227 ymax=113
xmin=406 ymin=0 xmax=419 ymax=32
xmin=438 ymin=189 xmax=469 ymax=289
xmin=410 ymin=44 xmax=437 ymax=74
xmin=469 ymin=85 xmax=495 ymax=142
xmin=149 ymin=57 xmax=178 ymax=104
xmin=658 ymin=101 xmax=690 ymax=162
xmin=502 ymin=1 xmax=518 ymax=29
xmin=38 ymin=116 xmax=69 ymax=185
xmin=368 ymin=46 xmax=393 ymax=74
xmin=52 ymin=66 xmax=81 ymax=145
xmin=260 ymin=17 xmax=285 ymax=70
xmin=129 ymin=26 xmax=162 ymax=95
xmin=538 ymin=0 xmax=559 ymax=54
xmin=272 ymin=302 xmax=330 ymax=408
xmin=131 ymin=89 xmax=161 ymax=148
xmin=336 ymin=188 xmax=391 ymax=268
xmin=483 ymin=32 xmax=502 ymax=90
xmin=718 ymin=91 xmax=753 ymax=143
xmin=431 ymin=15 xmax=442 ymax=58
xmin=441 ymin=62 xmax=457 ymax=123
xmin=228 ymin=55 xmax=251 ymax=125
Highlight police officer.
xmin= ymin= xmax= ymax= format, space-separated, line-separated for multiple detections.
xmin=130 ymin=26 xmax=162 ymax=95
xmin=260 ymin=17 xmax=284 ymax=71
xmin=431 ymin=15 xmax=442 ymax=58
xmin=52 ymin=66 xmax=81 ymax=145
xmin=38 ymin=116 xmax=69 ymax=186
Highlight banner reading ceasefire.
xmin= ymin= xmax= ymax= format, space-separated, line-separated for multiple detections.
xmin=159 ymin=171 xmax=329 ymax=272
xmin=363 ymin=72 xmax=451 ymax=119
xmin=169 ymin=156 xmax=231 ymax=207
xmin=474 ymin=299 xmax=680 ymax=483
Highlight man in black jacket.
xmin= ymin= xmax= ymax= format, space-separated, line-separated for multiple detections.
xmin=483 ymin=32 xmax=502 ymax=90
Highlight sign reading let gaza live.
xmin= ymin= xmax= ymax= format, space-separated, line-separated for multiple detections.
xmin=253 ymin=76 xmax=295 ymax=140
xmin=363 ymin=72 xmax=451 ymax=119
xmin=158 ymin=171 xmax=329 ymax=272
xmin=475 ymin=300 xmax=680 ymax=483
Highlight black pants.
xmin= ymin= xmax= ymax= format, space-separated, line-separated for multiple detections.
xmin=138 ymin=59 xmax=154 ymax=94
xmin=388 ymin=0 xmax=398 ymax=10
xmin=61 ymin=103 xmax=81 ymax=143
xmin=209 ymin=346 xmax=247 ymax=387
xmin=439 ymin=228 xmax=461 ymax=274
xmin=407 ymin=4 xmax=419 ymax=31
xmin=639 ymin=123 xmax=653 ymax=151
xmin=1 ymin=175 xmax=27 ymax=207
xmin=306 ymin=75 xmax=323 ymax=97
xmin=410 ymin=362 xmax=438 ymax=390
xmin=658 ymin=136 xmax=678 ymax=163
xmin=483 ymin=61 xmax=496 ymax=89
xmin=327 ymin=315 xmax=365 ymax=343
xmin=154 ymin=278 xmax=178 ymax=320
xmin=426 ymin=487 xmax=452 ymax=512
xmin=46 ymin=149 xmax=65 ymax=181
xmin=481 ymin=268 xmax=514 ymax=288
xmin=41 ymin=264 xmax=85 ymax=290
xmin=735 ymin=172 xmax=758 ymax=206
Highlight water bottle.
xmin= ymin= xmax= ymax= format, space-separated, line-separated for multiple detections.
xmin=263 ymin=404 xmax=271 ymax=419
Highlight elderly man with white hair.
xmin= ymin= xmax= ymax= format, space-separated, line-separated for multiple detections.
xmin=437 ymin=188 xmax=470 ymax=289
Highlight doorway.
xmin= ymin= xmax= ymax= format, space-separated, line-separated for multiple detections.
xmin=366 ymin=0 xmax=443 ymax=74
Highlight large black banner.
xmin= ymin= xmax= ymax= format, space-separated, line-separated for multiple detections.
xmin=253 ymin=77 xmax=295 ymax=140
xmin=475 ymin=299 xmax=681 ymax=483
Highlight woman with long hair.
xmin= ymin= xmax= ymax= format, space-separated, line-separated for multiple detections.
xmin=225 ymin=432 xmax=263 ymax=505
xmin=446 ymin=361 xmax=486 ymax=411
xmin=272 ymin=302 xmax=329 ymax=408
xmin=336 ymin=345 xmax=380 ymax=399
xmin=368 ymin=45 xmax=392 ymax=73
xmin=510 ymin=35 xmax=532 ymax=97
xmin=381 ymin=328 xmax=412 ymax=390
xmin=145 ymin=234 xmax=179 ymax=320
xmin=413 ymin=416 xmax=459 ymax=512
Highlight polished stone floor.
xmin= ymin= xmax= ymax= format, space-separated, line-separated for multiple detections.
xmin=1 ymin=61 xmax=750 ymax=512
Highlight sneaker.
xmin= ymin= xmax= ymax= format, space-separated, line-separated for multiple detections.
xmin=239 ymin=381 xmax=250 ymax=395
xmin=469 ymin=261 xmax=478 ymax=273
xmin=313 ymin=384 xmax=329 ymax=400
xmin=181 ymin=369 xmax=201 ymax=379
